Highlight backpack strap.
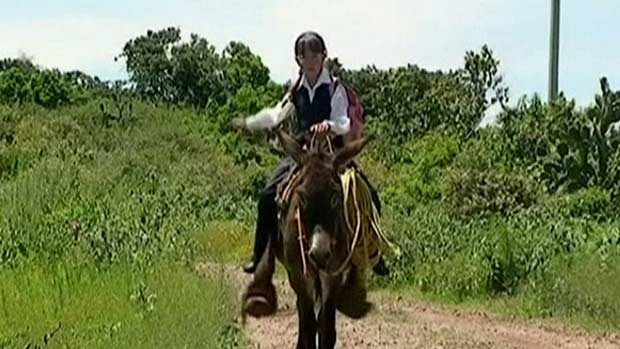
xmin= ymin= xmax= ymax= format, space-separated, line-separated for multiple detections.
xmin=330 ymin=78 xmax=350 ymax=105
xmin=287 ymin=73 xmax=304 ymax=103
xmin=294 ymin=73 xmax=303 ymax=91
xmin=329 ymin=78 xmax=337 ymax=99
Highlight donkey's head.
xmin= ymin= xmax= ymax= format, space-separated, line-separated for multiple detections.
xmin=277 ymin=130 xmax=368 ymax=270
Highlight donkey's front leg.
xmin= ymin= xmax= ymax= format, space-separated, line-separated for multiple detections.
xmin=296 ymin=292 xmax=317 ymax=349
xmin=318 ymin=297 xmax=337 ymax=349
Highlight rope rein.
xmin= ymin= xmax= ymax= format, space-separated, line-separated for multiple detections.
xmin=295 ymin=207 xmax=309 ymax=276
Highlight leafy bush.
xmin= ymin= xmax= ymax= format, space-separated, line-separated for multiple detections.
xmin=382 ymin=131 xmax=459 ymax=212
xmin=0 ymin=67 xmax=82 ymax=108
xmin=442 ymin=167 xmax=538 ymax=217
xmin=416 ymin=251 xmax=492 ymax=300
xmin=338 ymin=45 xmax=507 ymax=156
xmin=0 ymin=101 xmax=267 ymax=268
xmin=499 ymin=78 xmax=620 ymax=193
xmin=543 ymin=187 xmax=618 ymax=221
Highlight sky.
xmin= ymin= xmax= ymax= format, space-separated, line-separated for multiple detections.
xmin=1 ymin=0 xmax=619 ymax=109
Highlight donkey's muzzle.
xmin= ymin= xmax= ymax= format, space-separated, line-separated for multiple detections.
xmin=309 ymin=228 xmax=332 ymax=270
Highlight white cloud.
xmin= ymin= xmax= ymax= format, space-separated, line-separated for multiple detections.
xmin=2 ymin=1 xmax=618 ymax=106
xmin=0 ymin=1 xmax=523 ymax=82
xmin=268 ymin=0 xmax=509 ymax=77
xmin=0 ymin=14 xmax=148 ymax=78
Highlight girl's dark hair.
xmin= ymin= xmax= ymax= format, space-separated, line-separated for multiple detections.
xmin=294 ymin=31 xmax=327 ymax=57
xmin=287 ymin=31 xmax=328 ymax=100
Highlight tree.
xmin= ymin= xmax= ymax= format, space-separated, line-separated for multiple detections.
xmin=169 ymin=33 xmax=226 ymax=107
xmin=457 ymin=45 xmax=509 ymax=136
xmin=222 ymin=41 xmax=270 ymax=93
xmin=0 ymin=57 xmax=35 ymax=72
xmin=334 ymin=45 xmax=508 ymax=150
xmin=117 ymin=28 xmax=273 ymax=108
xmin=497 ymin=78 xmax=620 ymax=194
xmin=117 ymin=27 xmax=182 ymax=103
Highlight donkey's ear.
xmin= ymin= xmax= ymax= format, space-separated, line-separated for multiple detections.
xmin=333 ymin=137 xmax=369 ymax=169
xmin=276 ymin=129 xmax=304 ymax=164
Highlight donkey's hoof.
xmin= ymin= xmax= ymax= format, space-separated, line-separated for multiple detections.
xmin=243 ymin=295 xmax=277 ymax=318
xmin=336 ymin=269 xmax=372 ymax=319
xmin=336 ymin=298 xmax=372 ymax=319
xmin=241 ymin=282 xmax=277 ymax=318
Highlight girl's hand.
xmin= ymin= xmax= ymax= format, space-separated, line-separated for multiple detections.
xmin=310 ymin=121 xmax=331 ymax=135
xmin=231 ymin=117 xmax=247 ymax=130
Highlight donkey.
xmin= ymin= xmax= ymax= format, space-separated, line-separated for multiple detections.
xmin=241 ymin=129 xmax=372 ymax=349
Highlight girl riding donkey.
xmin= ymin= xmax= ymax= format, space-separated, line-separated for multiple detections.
xmin=233 ymin=31 xmax=389 ymax=277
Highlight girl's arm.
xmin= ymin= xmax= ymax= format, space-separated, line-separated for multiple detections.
xmin=244 ymin=93 xmax=294 ymax=131
xmin=327 ymin=83 xmax=350 ymax=135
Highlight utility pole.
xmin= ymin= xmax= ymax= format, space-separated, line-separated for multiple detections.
xmin=548 ymin=0 xmax=560 ymax=102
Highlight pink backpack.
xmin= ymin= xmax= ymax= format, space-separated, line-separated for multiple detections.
xmin=331 ymin=79 xmax=365 ymax=143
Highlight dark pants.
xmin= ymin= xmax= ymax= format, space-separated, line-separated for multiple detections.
xmin=251 ymin=157 xmax=295 ymax=261
xmin=250 ymin=157 xmax=382 ymax=262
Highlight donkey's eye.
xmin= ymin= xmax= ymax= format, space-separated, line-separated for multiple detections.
xmin=298 ymin=194 xmax=308 ymax=207
xmin=330 ymin=194 xmax=339 ymax=208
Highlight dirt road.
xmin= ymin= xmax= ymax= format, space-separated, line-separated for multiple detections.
xmin=199 ymin=263 xmax=620 ymax=349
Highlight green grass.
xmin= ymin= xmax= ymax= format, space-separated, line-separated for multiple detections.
xmin=196 ymin=220 xmax=253 ymax=263
xmin=0 ymin=262 xmax=243 ymax=349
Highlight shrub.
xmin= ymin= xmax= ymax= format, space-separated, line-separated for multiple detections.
xmin=442 ymin=167 xmax=539 ymax=217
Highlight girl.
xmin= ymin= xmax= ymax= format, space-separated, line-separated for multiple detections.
xmin=233 ymin=31 xmax=388 ymax=276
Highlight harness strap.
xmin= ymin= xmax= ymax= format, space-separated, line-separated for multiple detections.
xmin=326 ymin=136 xmax=334 ymax=154
xmin=295 ymin=206 xmax=309 ymax=276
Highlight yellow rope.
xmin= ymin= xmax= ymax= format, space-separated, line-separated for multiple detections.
xmin=339 ymin=168 xmax=400 ymax=270
xmin=295 ymin=206 xmax=309 ymax=276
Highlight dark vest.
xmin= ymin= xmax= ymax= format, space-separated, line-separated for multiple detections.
xmin=291 ymin=83 xmax=344 ymax=148
xmin=292 ymin=84 xmax=332 ymax=134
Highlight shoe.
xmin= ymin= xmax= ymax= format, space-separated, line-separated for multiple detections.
xmin=372 ymin=257 xmax=390 ymax=276
xmin=243 ymin=260 xmax=257 ymax=274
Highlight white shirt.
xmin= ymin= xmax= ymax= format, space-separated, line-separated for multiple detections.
xmin=244 ymin=66 xmax=350 ymax=135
